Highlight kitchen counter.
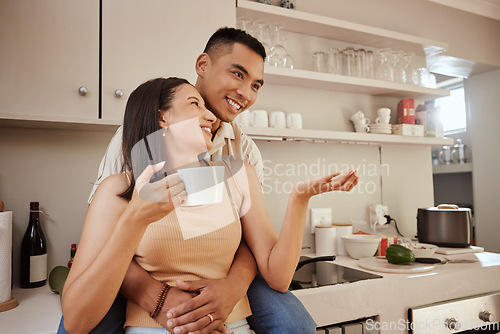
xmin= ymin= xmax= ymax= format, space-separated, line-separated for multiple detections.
xmin=293 ymin=251 xmax=500 ymax=332
xmin=0 ymin=284 xmax=61 ymax=334
xmin=1 ymin=252 xmax=499 ymax=334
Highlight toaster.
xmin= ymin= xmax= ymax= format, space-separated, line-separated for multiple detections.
xmin=417 ymin=205 xmax=472 ymax=247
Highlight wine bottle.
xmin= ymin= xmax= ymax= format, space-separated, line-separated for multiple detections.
xmin=67 ymin=243 xmax=76 ymax=268
xmin=20 ymin=202 xmax=47 ymax=288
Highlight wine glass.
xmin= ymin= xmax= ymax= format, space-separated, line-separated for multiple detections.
xmin=375 ymin=48 xmax=394 ymax=82
xmin=254 ymin=20 xmax=271 ymax=59
xmin=268 ymin=24 xmax=293 ymax=68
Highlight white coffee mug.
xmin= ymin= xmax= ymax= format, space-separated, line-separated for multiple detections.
xmin=375 ymin=116 xmax=391 ymax=124
xmin=353 ymin=117 xmax=370 ymax=126
xmin=354 ymin=124 xmax=369 ymax=133
xmin=286 ymin=113 xmax=303 ymax=129
xmin=176 ymin=166 xmax=225 ymax=206
xmin=350 ymin=111 xmax=367 ymax=123
xmin=250 ymin=109 xmax=268 ymax=127
xmin=237 ymin=110 xmax=251 ymax=127
xmin=269 ymin=111 xmax=286 ymax=128
xmin=377 ymin=107 xmax=391 ymax=117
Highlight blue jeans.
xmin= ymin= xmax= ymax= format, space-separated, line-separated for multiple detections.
xmin=57 ymin=274 xmax=316 ymax=334
xmin=246 ymin=273 xmax=316 ymax=334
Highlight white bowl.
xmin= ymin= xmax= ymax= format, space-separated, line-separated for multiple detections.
xmin=341 ymin=235 xmax=382 ymax=259
xmin=400 ymin=242 xmax=438 ymax=257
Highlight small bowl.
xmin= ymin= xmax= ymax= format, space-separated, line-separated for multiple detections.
xmin=400 ymin=243 xmax=438 ymax=257
xmin=341 ymin=234 xmax=382 ymax=259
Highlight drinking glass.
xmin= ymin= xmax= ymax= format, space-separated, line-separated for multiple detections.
xmin=375 ymin=48 xmax=394 ymax=81
xmin=364 ymin=50 xmax=375 ymax=79
xmin=402 ymin=52 xmax=417 ymax=85
xmin=416 ymin=68 xmax=427 ymax=87
xmin=312 ymin=51 xmax=326 ymax=72
xmin=391 ymin=50 xmax=406 ymax=83
xmin=326 ymin=48 xmax=341 ymax=74
xmin=342 ymin=47 xmax=356 ymax=76
xmin=355 ymin=49 xmax=366 ymax=78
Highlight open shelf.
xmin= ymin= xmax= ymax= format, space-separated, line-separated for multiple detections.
xmin=263 ymin=66 xmax=450 ymax=99
xmin=241 ymin=126 xmax=454 ymax=146
xmin=433 ymin=162 xmax=473 ymax=174
xmin=237 ymin=1 xmax=448 ymax=56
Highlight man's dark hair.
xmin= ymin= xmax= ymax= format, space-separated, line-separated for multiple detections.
xmin=203 ymin=27 xmax=266 ymax=61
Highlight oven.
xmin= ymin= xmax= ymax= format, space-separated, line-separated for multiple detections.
xmin=408 ymin=291 xmax=500 ymax=333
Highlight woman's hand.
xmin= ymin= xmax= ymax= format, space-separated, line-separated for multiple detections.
xmin=292 ymin=169 xmax=360 ymax=200
xmin=128 ymin=161 xmax=187 ymax=225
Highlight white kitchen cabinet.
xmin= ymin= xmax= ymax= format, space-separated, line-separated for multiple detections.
xmin=0 ymin=0 xmax=99 ymax=121
xmin=101 ymin=0 xmax=235 ymax=121
xmin=0 ymin=0 xmax=235 ymax=126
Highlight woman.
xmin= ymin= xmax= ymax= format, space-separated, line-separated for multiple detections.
xmin=62 ymin=77 xmax=359 ymax=334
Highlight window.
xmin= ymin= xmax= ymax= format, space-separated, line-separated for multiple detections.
xmin=434 ymin=84 xmax=467 ymax=134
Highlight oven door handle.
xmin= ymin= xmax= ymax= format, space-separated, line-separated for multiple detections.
xmin=295 ymin=255 xmax=336 ymax=271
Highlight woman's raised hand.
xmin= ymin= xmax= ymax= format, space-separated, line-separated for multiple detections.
xmin=130 ymin=161 xmax=187 ymax=225
xmin=293 ymin=170 xmax=359 ymax=200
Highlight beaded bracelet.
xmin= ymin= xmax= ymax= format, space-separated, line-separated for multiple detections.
xmin=149 ymin=283 xmax=171 ymax=319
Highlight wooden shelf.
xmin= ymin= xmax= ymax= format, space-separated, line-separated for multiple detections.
xmin=433 ymin=162 xmax=473 ymax=174
xmin=263 ymin=66 xmax=450 ymax=99
xmin=0 ymin=113 xmax=121 ymax=131
xmin=242 ymin=126 xmax=454 ymax=146
xmin=237 ymin=1 xmax=448 ymax=56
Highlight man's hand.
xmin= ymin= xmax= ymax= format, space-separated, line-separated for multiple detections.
xmin=165 ymin=277 xmax=246 ymax=334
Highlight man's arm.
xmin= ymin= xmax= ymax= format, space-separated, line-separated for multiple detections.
xmin=88 ymin=126 xmax=124 ymax=204
xmin=165 ymin=241 xmax=257 ymax=334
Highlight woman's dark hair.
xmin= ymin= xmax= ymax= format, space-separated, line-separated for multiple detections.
xmin=120 ymin=77 xmax=190 ymax=200
xmin=203 ymin=27 xmax=266 ymax=61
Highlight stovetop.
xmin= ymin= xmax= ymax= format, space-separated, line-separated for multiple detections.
xmin=289 ymin=256 xmax=383 ymax=290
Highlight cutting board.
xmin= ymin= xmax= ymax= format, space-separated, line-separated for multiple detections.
xmin=358 ymin=257 xmax=436 ymax=274
xmin=436 ymin=246 xmax=484 ymax=255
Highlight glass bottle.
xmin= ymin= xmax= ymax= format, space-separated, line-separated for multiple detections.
xmin=67 ymin=243 xmax=77 ymax=268
xmin=20 ymin=202 xmax=47 ymax=288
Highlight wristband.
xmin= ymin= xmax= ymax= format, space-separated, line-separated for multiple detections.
xmin=149 ymin=282 xmax=170 ymax=319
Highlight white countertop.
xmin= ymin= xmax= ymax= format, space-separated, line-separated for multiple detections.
xmin=0 ymin=284 xmax=61 ymax=334
xmin=1 ymin=252 xmax=499 ymax=334
xmin=292 ymin=252 xmax=500 ymax=332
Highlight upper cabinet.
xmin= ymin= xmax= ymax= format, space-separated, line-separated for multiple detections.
xmin=0 ymin=1 xmax=99 ymax=121
xmin=236 ymin=0 xmax=450 ymax=100
xmin=0 ymin=0 xmax=235 ymax=127
xmin=100 ymin=0 xmax=235 ymax=121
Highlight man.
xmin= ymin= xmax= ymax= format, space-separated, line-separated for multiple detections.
xmin=59 ymin=27 xmax=316 ymax=334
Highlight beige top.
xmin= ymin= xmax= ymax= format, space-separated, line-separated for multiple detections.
xmin=124 ymin=161 xmax=251 ymax=328
xmin=88 ymin=122 xmax=263 ymax=203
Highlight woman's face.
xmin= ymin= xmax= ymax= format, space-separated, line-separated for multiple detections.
xmin=160 ymin=84 xmax=216 ymax=150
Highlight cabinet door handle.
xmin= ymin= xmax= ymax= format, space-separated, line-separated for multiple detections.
xmin=78 ymin=86 xmax=88 ymax=96
xmin=114 ymin=89 xmax=123 ymax=98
